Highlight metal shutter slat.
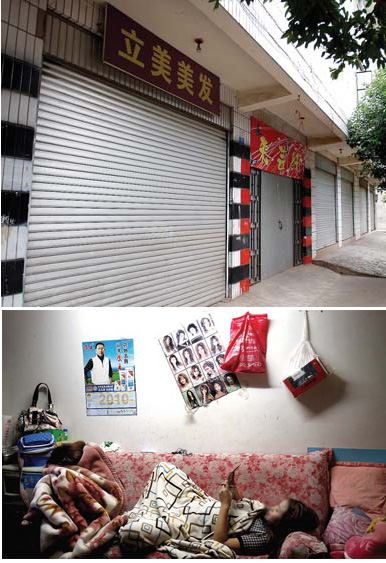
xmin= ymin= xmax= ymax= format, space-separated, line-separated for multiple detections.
xmin=24 ymin=64 xmax=227 ymax=306
xmin=360 ymin=188 xmax=368 ymax=234
xmin=341 ymin=178 xmax=354 ymax=240
xmin=314 ymin=169 xmax=337 ymax=250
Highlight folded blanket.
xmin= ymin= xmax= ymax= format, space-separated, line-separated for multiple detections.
xmin=22 ymin=442 xmax=127 ymax=558
xmin=119 ymin=462 xmax=264 ymax=558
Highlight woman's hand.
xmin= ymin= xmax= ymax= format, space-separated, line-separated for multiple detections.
xmin=226 ymin=474 xmax=242 ymax=501
xmin=219 ymin=481 xmax=232 ymax=507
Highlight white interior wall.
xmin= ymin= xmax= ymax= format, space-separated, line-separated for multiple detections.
xmin=2 ymin=308 xmax=386 ymax=454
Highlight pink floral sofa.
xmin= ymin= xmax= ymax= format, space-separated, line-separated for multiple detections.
xmin=106 ymin=449 xmax=331 ymax=558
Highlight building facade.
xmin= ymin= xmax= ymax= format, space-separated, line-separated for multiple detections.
xmin=1 ymin=0 xmax=377 ymax=306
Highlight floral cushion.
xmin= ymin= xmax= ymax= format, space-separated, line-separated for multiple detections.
xmin=107 ymin=449 xmax=331 ymax=531
xmin=278 ymin=532 xmax=328 ymax=559
xmin=322 ymin=505 xmax=371 ymax=547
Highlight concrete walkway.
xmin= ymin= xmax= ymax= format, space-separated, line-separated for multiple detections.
xmin=215 ymin=263 xmax=386 ymax=307
xmin=313 ymin=231 xmax=386 ymax=278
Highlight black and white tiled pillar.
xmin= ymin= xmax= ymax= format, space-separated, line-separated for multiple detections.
xmin=1 ymin=0 xmax=46 ymax=306
xmin=228 ymin=140 xmax=251 ymax=299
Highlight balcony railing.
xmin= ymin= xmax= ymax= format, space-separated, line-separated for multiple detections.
xmin=220 ymin=0 xmax=356 ymax=133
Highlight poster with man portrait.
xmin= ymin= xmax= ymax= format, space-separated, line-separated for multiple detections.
xmin=159 ymin=314 xmax=241 ymax=410
xmin=83 ymin=339 xmax=137 ymax=416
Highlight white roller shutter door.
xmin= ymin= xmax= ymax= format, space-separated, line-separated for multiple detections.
xmin=360 ymin=188 xmax=368 ymax=235
xmin=370 ymin=192 xmax=375 ymax=231
xmin=24 ymin=63 xmax=227 ymax=306
xmin=314 ymin=169 xmax=337 ymax=250
xmin=341 ymin=178 xmax=354 ymax=240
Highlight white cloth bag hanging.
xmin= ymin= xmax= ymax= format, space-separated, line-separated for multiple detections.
xmin=287 ymin=311 xmax=318 ymax=376
xmin=284 ymin=311 xmax=330 ymax=397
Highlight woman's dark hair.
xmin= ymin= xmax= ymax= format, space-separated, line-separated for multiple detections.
xmin=210 ymin=335 xmax=220 ymax=354
xmin=169 ymin=354 xmax=182 ymax=369
xmin=163 ymin=335 xmax=175 ymax=353
xmin=187 ymin=390 xmax=199 ymax=407
xmin=201 ymin=317 xmax=211 ymax=329
xmin=190 ymin=364 xmax=201 ymax=379
xmin=47 ymin=441 xmax=86 ymax=466
xmin=213 ymin=379 xmax=226 ymax=393
xmin=216 ymin=354 xmax=225 ymax=366
xmin=225 ymin=373 xmax=236 ymax=385
xmin=203 ymin=360 xmax=214 ymax=371
xmin=183 ymin=348 xmax=194 ymax=362
xmin=264 ymin=499 xmax=320 ymax=558
xmin=176 ymin=330 xmax=186 ymax=342
xmin=187 ymin=323 xmax=198 ymax=333
xmin=196 ymin=343 xmax=207 ymax=358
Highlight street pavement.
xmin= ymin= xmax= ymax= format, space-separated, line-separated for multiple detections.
xmin=214 ymin=264 xmax=386 ymax=308
xmin=313 ymin=231 xmax=386 ymax=278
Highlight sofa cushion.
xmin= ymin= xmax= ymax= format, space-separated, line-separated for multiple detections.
xmin=107 ymin=449 xmax=331 ymax=531
xmin=330 ymin=462 xmax=386 ymax=519
xmin=278 ymin=531 xmax=328 ymax=559
xmin=322 ymin=505 xmax=371 ymax=547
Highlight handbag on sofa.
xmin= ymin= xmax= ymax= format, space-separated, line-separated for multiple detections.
xmin=17 ymin=383 xmax=63 ymax=435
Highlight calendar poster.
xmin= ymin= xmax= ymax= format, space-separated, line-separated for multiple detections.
xmin=83 ymin=339 xmax=137 ymax=416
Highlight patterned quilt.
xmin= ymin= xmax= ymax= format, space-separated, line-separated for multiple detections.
xmin=22 ymin=444 xmax=128 ymax=558
xmin=119 ymin=462 xmax=264 ymax=558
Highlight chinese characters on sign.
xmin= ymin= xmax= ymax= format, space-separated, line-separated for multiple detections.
xmin=250 ymin=117 xmax=306 ymax=180
xmin=103 ymin=4 xmax=220 ymax=115
xmin=83 ymin=339 xmax=137 ymax=416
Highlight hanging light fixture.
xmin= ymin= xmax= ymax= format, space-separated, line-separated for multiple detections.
xmin=194 ymin=38 xmax=204 ymax=52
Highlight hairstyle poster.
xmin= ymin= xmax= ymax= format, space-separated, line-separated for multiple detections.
xmin=159 ymin=314 xmax=241 ymax=410
xmin=83 ymin=339 xmax=137 ymax=416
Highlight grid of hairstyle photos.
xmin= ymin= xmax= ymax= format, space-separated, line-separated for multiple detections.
xmin=159 ymin=314 xmax=241 ymax=410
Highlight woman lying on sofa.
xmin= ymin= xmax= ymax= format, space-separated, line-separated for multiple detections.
xmin=42 ymin=443 xmax=320 ymax=558
xmin=119 ymin=461 xmax=320 ymax=558
xmin=214 ymin=476 xmax=319 ymax=556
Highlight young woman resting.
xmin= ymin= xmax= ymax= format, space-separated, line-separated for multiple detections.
xmin=214 ymin=478 xmax=319 ymax=556
xmin=119 ymin=462 xmax=319 ymax=558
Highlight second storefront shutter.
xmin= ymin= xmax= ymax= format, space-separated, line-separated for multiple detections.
xmin=370 ymin=191 xmax=376 ymax=231
xmin=341 ymin=178 xmax=354 ymax=241
xmin=360 ymin=188 xmax=369 ymax=235
xmin=314 ymin=168 xmax=337 ymax=250
xmin=24 ymin=63 xmax=227 ymax=306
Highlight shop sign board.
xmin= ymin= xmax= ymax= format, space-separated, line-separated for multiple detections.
xmin=103 ymin=4 xmax=220 ymax=115
xmin=83 ymin=339 xmax=137 ymax=416
xmin=250 ymin=117 xmax=306 ymax=180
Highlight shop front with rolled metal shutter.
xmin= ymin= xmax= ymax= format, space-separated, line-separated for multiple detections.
xmin=24 ymin=63 xmax=227 ymax=307
xmin=314 ymin=154 xmax=337 ymax=250
xmin=341 ymin=168 xmax=354 ymax=241
xmin=370 ymin=191 xmax=376 ymax=231
xmin=360 ymin=187 xmax=369 ymax=235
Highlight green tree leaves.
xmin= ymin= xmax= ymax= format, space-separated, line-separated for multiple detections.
xmin=209 ymin=0 xmax=386 ymax=79
xmin=348 ymin=69 xmax=386 ymax=190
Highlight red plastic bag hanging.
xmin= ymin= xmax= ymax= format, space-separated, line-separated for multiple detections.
xmin=221 ymin=312 xmax=269 ymax=373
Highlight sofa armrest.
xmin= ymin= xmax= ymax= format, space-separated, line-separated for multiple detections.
xmin=278 ymin=532 xmax=328 ymax=559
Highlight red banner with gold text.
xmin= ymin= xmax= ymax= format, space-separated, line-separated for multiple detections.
xmin=250 ymin=117 xmax=305 ymax=179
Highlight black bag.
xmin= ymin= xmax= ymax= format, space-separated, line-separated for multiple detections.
xmin=17 ymin=383 xmax=63 ymax=435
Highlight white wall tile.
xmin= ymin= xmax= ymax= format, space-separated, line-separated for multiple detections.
xmin=5 ymin=24 xmax=17 ymax=57
xmin=15 ymin=28 xmax=27 ymax=60
xmin=2 ymin=296 xmax=14 ymax=307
